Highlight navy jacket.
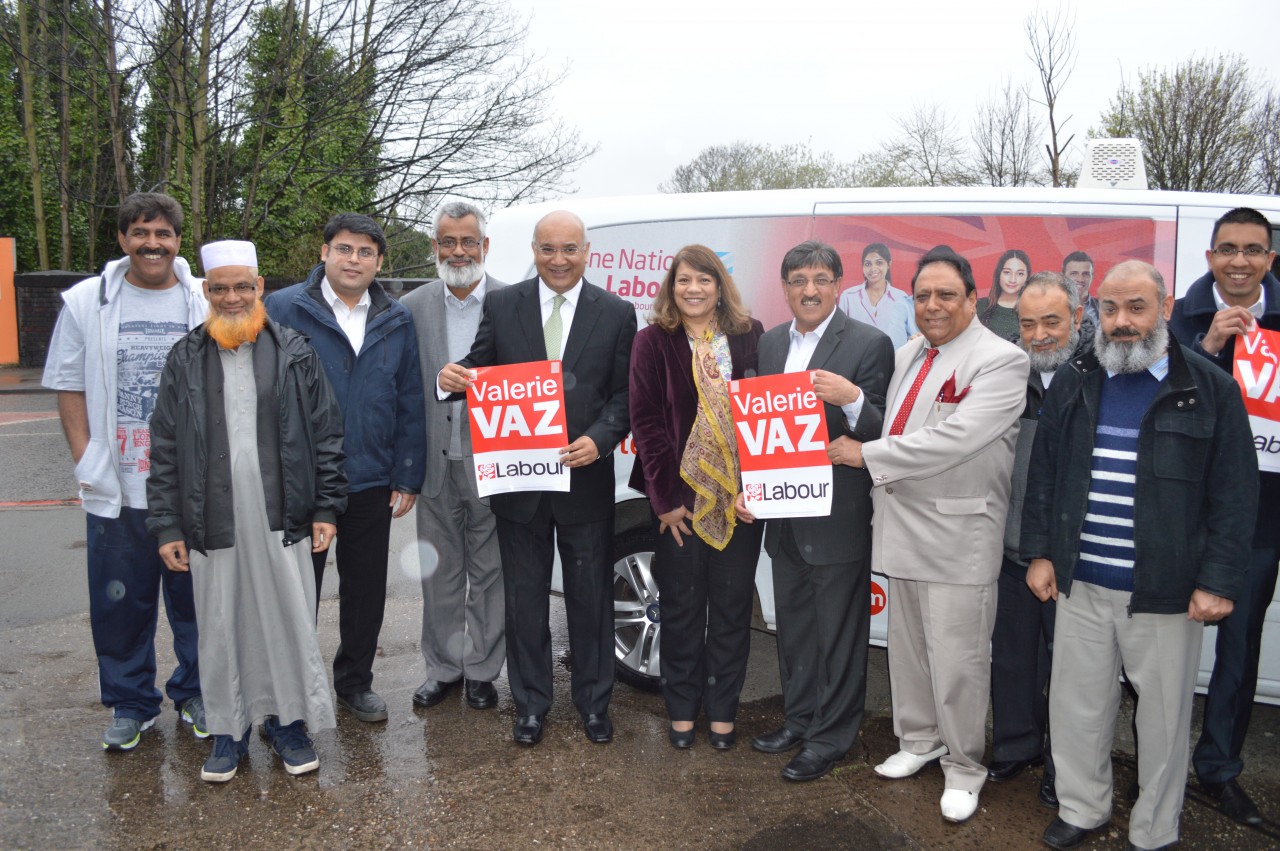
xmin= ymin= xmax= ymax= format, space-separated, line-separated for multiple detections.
xmin=1169 ymin=270 xmax=1280 ymax=547
xmin=266 ymin=266 xmax=426 ymax=495
xmin=1021 ymin=339 xmax=1258 ymax=613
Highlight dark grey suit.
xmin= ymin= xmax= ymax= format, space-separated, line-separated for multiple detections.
xmin=402 ymin=277 xmax=507 ymax=684
xmin=758 ymin=308 xmax=893 ymax=760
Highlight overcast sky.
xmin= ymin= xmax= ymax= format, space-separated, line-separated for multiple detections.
xmin=505 ymin=0 xmax=1280 ymax=200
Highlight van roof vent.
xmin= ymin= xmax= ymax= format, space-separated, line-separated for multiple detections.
xmin=1078 ymin=138 xmax=1148 ymax=190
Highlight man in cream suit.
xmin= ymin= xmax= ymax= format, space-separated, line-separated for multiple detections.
xmin=843 ymin=246 xmax=1029 ymax=823
xmin=401 ymin=201 xmax=507 ymax=712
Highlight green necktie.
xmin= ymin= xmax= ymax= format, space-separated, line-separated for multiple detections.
xmin=544 ymin=294 xmax=565 ymax=360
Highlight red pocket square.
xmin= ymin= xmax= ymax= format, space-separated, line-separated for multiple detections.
xmin=937 ymin=373 xmax=970 ymax=403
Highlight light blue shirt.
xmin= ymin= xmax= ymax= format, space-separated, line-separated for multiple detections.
xmin=838 ymin=282 xmax=918 ymax=349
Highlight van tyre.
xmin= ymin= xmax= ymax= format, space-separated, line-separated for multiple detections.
xmin=612 ymin=527 xmax=662 ymax=692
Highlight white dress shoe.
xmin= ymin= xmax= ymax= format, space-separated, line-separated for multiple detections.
xmin=940 ymin=788 xmax=979 ymax=822
xmin=874 ymin=745 xmax=949 ymax=779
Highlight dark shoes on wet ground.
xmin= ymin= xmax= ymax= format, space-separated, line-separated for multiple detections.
xmin=413 ymin=678 xmax=460 ymax=708
xmin=583 ymin=713 xmax=613 ymax=743
xmin=668 ymin=726 xmax=695 ymax=749
xmin=987 ymin=755 xmax=1044 ymax=782
xmin=1200 ymin=777 xmax=1263 ymax=826
xmin=201 ymin=729 xmax=251 ymax=783
xmin=1042 ymin=817 xmax=1095 ymax=849
xmin=337 ymin=690 xmax=388 ymax=722
xmin=751 ymin=727 xmax=804 ymax=754
xmin=263 ymin=716 xmax=320 ymax=775
xmin=708 ymin=728 xmax=736 ymax=750
xmin=102 ymin=715 xmax=155 ymax=751
xmin=513 ymin=715 xmax=545 ymax=746
xmin=465 ymin=680 xmax=498 ymax=710
xmin=782 ymin=748 xmax=836 ymax=782
xmin=1038 ymin=771 xmax=1058 ymax=808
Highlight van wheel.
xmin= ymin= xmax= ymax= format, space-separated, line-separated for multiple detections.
xmin=613 ymin=527 xmax=662 ymax=692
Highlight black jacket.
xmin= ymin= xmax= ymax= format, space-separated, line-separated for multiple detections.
xmin=1169 ymin=269 xmax=1280 ymax=547
xmin=147 ymin=318 xmax=348 ymax=554
xmin=1020 ymin=339 xmax=1258 ymax=613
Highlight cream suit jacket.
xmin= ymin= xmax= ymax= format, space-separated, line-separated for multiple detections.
xmin=861 ymin=319 xmax=1029 ymax=585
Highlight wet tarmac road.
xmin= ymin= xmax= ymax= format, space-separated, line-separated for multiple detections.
xmin=4 ymin=374 xmax=1280 ymax=849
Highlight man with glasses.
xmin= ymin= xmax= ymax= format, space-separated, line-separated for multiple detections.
xmin=266 ymin=213 xmax=426 ymax=724
xmin=438 ymin=210 xmax=636 ymax=746
xmin=1169 ymin=207 xmax=1280 ymax=825
xmin=401 ymin=201 xmax=507 ymax=713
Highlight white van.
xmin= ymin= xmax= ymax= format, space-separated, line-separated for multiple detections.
xmin=480 ymin=186 xmax=1280 ymax=701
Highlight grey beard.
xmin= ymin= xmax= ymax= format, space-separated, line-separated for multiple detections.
xmin=1095 ymin=319 xmax=1169 ymax=374
xmin=1024 ymin=325 xmax=1079 ymax=373
xmin=438 ymin=258 xmax=483 ymax=288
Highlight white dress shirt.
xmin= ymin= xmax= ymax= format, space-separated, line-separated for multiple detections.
xmin=539 ymin=277 xmax=583 ymax=358
xmin=785 ymin=310 xmax=865 ymax=426
xmin=321 ymin=278 xmax=371 ymax=354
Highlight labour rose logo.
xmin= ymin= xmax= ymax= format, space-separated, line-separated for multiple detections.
xmin=478 ymin=463 xmax=498 ymax=480
xmin=746 ymin=483 xmax=763 ymax=501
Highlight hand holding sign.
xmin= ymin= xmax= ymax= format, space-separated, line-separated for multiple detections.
xmin=810 ymin=369 xmax=861 ymax=407
xmin=1203 ymin=306 xmax=1258 ymax=356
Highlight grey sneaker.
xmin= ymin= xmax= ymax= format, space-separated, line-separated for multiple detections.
xmin=200 ymin=734 xmax=249 ymax=783
xmin=262 ymin=716 xmax=320 ymax=775
xmin=179 ymin=696 xmax=210 ymax=739
xmin=102 ymin=716 xmax=156 ymax=751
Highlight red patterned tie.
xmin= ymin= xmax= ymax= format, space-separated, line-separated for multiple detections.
xmin=888 ymin=348 xmax=939 ymax=436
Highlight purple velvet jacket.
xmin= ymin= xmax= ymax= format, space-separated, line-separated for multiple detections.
xmin=627 ymin=319 xmax=764 ymax=516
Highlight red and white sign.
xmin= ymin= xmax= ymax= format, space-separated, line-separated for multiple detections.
xmin=1234 ymin=326 xmax=1280 ymax=474
xmin=468 ymin=360 xmax=571 ymax=497
xmin=730 ymin=371 xmax=832 ymax=519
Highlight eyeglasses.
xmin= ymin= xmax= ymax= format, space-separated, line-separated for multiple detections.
xmin=330 ymin=243 xmax=378 ymax=260
xmin=785 ymin=276 xmax=837 ymax=289
xmin=437 ymin=237 xmax=482 ymax=250
xmin=536 ymin=245 xmax=582 ymax=258
xmin=1212 ymin=245 xmax=1270 ymax=258
xmin=207 ymin=283 xmax=256 ymax=296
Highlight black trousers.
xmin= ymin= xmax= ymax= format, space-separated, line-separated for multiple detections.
xmin=651 ymin=517 xmax=763 ymax=724
xmin=771 ymin=521 xmax=869 ymax=760
xmin=313 ymin=485 xmax=392 ymax=696
xmin=496 ymin=499 xmax=614 ymax=718
xmin=1195 ymin=545 xmax=1279 ymax=784
xmin=990 ymin=559 xmax=1056 ymax=769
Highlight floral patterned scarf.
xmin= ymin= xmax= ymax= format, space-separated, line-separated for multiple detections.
xmin=679 ymin=324 xmax=738 ymax=550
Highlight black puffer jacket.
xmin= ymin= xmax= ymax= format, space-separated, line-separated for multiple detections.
xmin=147 ymin=318 xmax=347 ymax=554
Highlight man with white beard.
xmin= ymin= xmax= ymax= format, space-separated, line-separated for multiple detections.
xmin=401 ymin=202 xmax=508 ymax=711
xmin=1021 ymin=260 xmax=1258 ymax=851
xmin=988 ymin=272 xmax=1089 ymax=806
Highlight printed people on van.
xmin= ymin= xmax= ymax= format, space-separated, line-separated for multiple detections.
xmin=42 ymin=191 xmax=207 ymax=752
xmin=438 ymin=210 xmax=637 ymax=747
xmin=987 ymin=272 xmax=1088 ymax=807
xmin=147 ymin=240 xmax=347 ymax=783
xmin=1023 ymin=260 xmax=1257 ymax=851
xmin=841 ymin=247 xmax=1029 ymax=824
xmin=265 ymin=213 xmax=426 ymax=725
xmin=401 ymin=201 xmax=507 ymax=713
xmin=1169 ymin=206 xmax=1280 ymax=826
xmin=628 ymin=245 xmax=765 ymax=751
xmin=738 ymin=241 xmax=893 ymax=780
xmin=978 ymin=249 xmax=1032 ymax=340
xmin=837 ymin=242 xmax=918 ymax=348
xmin=1062 ymin=251 xmax=1097 ymax=322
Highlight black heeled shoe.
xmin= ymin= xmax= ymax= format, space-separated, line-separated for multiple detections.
xmin=668 ymin=726 xmax=695 ymax=749
xmin=708 ymin=728 xmax=736 ymax=750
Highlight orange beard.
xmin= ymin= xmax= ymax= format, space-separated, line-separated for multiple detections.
xmin=206 ymin=299 xmax=268 ymax=349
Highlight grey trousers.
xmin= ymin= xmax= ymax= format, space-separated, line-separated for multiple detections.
xmin=416 ymin=459 xmax=505 ymax=683
xmin=1051 ymin=581 xmax=1203 ymax=850
xmin=886 ymin=576 xmax=996 ymax=793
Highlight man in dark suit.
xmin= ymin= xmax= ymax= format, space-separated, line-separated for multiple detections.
xmin=402 ymin=201 xmax=507 ymax=713
xmin=438 ymin=210 xmax=637 ymax=746
xmin=744 ymin=240 xmax=893 ymax=782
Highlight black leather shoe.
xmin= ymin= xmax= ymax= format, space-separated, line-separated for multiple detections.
xmin=412 ymin=679 xmax=461 ymax=709
xmin=337 ymin=690 xmax=389 ymax=722
xmin=781 ymin=748 xmax=836 ymax=782
xmin=668 ymin=727 xmax=695 ymax=749
xmin=464 ymin=680 xmax=498 ymax=710
xmin=1201 ymin=778 xmax=1263 ymax=826
xmin=582 ymin=713 xmax=613 ymax=743
xmin=1038 ymin=772 xmax=1059 ymax=809
xmin=512 ymin=715 xmax=545 ymax=746
xmin=1042 ymin=817 xmax=1094 ymax=850
xmin=708 ymin=729 xmax=736 ymax=750
xmin=987 ymin=756 xmax=1043 ymax=782
xmin=751 ymin=726 xmax=804 ymax=754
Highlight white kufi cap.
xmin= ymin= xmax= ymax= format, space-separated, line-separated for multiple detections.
xmin=201 ymin=240 xmax=258 ymax=271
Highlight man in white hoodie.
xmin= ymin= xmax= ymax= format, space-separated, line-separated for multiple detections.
xmin=43 ymin=192 xmax=209 ymax=751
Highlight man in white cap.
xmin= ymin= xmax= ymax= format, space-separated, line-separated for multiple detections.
xmin=147 ymin=239 xmax=348 ymax=783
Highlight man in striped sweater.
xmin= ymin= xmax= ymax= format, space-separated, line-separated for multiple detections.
xmin=1021 ymin=260 xmax=1258 ymax=851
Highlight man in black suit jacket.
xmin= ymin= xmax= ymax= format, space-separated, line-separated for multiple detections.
xmin=439 ymin=210 xmax=637 ymax=746
xmin=742 ymin=240 xmax=893 ymax=781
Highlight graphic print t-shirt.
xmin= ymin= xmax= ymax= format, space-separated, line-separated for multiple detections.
xmin=116 ymin=282 xmax=189 ymax=508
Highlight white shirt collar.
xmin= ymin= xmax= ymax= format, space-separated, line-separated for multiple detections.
xmin=787 ymin=309 xmax=837 ymax=342
xmin=1212 ymin=282 xmax=1266 ymax=318
xmin=445 ymin=273 xmax=488 ymax=305
xmin=538 ymin=277 xmax=583 ymax=307
xmin=321 ymin=277 xmax=371 ymax=310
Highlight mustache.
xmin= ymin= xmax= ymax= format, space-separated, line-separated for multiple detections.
xmin=1109 ymin=326 xmax=1142 ymax=339
xmin=799 ymin=297 xmax=822 ymax=306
